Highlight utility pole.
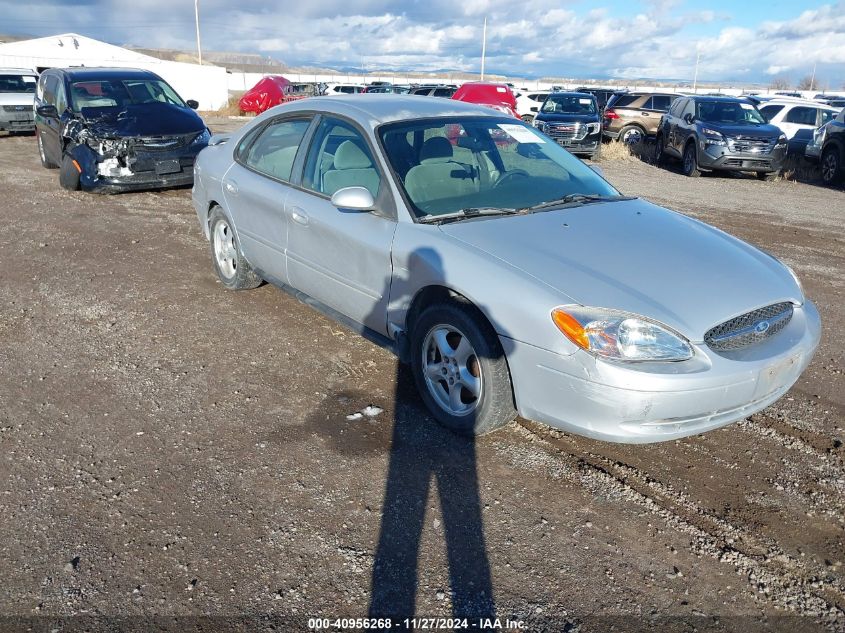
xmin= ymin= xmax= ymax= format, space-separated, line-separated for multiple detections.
xmin=692 ymin=49 xmax=700 ymax=93
xmin=480 ymin=17 xmax=487 ymax=81
xmin=810 ymin=62 xmax=817 ymax=92
xmin=194 ymin=0 xmax=202 ymax=65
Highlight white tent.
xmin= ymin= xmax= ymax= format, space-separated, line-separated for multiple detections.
xmin=0 ymin=33 xmax=228 ymax=110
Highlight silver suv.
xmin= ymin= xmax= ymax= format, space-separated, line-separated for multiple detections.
xmin=0 ymin=68 xmax=38 ymax=133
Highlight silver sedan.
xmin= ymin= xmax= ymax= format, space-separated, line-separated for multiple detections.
xmin=191 ymin=95 xmax=820 ymax=443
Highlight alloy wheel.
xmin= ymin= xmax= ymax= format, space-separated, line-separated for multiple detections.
xmin=213 ymin=219 xmax=238 ymax=279
xmin=421 ymin=324 xmax=482 ymax=417
xmin=822 ymin=151 xmax=839 ymax=183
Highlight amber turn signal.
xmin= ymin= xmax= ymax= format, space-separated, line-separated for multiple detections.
xmin=552 ymin=308 xmax=590 ymax=350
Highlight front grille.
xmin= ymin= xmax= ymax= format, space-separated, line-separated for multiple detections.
xmin=545 ymin=122 xmax=587 ymax=142
xmin=704 ymin=302 xmax=793 ymax=352
xmin=134 ymin=132 xmax=200 ymax=152
xmin=723 ymin=158 xmax=771 ymax=168
xmin=727 ymin=136 xmax=774 ymax=154
xmin=2 ymin=105 xmax=30 ymax=113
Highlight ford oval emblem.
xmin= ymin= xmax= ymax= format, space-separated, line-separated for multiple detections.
xmin=754 ymin=320 xmax=770 ymax=335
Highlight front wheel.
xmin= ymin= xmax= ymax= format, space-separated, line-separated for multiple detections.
xmin=59 ymin=154 xmax=80 ymax=190
xmin=411 ymin=300 xmax=515 ymax=436
xmin=209 ymin=207 xmax=262 ymax=290
xmin=682 ymin=142 xmax=701 ymax=177
xmin=653 ymin=134 xmax=665 ymax=166
xmin=821 ymin=147 xmax=842 ymax=186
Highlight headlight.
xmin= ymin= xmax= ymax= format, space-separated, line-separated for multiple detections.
xmin=193 ymin=128 xmax=212 ymax=145
xmin=776 ymin=134 xmax=788 ymax=146
xmin=701 ymin=127 xmax=726 ymax=146
xmin=551 ymin=306 xmax=693 ymax=362
xmin=585 ymin=122 xmax=601 ymax=135
xmin=533 ymin=120 xmax=546 ymax=131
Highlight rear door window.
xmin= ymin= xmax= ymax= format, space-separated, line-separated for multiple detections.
xmin=647 ymin=95 xmax=674 ymax=111
xmin=784 ymin=106 xmax=818 ymax=126
xmin=242 ymin=117 xmax=312 ymax=182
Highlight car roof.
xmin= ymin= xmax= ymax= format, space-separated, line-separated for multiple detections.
xmin=264 ymin=94 xmax=503 ymax=126
xmin=763 ymin=98 xmax=838 ymax=109
xmin=689 ymin=95 xmax=755 ymax=103
xmin=549 ymin=91 xmax=596 ymax=99
xmin=49 ymin=67 xmax=163 ymax=82
xmin=0 ymin=67 xmax=37 ymax=75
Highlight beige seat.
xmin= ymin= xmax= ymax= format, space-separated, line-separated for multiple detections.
xmin=403 ymin=137 xmax=478 ymax=205
xmin=323 ymin=140 xmax=380 ymax=197
xmin=254 ymin=145 xmax=299 ymax=181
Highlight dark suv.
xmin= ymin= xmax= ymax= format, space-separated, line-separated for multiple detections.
xmin=532 ymin=92 xmax=601 ymax=158
xmin=34 ymin=67 xmax=209 ymax=193
xmin=817 ymin=108 xmax=845 ymax=186
xmin=654 ymin=96 xmax=787 ymax=180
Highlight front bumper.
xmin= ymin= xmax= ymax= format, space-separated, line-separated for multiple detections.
xmin=0 ymin=111 xmax=35 ymax=132
xmin=71 ymin=143 xmax=200 ymax=194
xmin=555 ymin=133 xmax=602 ymax=156
xmin=502 ymin=301 xmax=821 ymax=443
xmin=698 ymin=142 xmax=786 ymax=173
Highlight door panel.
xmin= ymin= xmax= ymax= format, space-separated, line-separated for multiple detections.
xmin=222 ymin=116 xmax=313 ymax=283
xmin=285 ymin=116 xmax=396 ymax=333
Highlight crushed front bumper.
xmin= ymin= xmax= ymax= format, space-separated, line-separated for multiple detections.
xmin=70 ymin=143 xmax=199 ymax=194
xmin=502 ymin=301 xmax=820 ymax=443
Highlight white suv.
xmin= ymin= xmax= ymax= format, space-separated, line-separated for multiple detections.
xmin=324 ymin=83 xmax=364 ymax=95
xmin=758 ymin=99 xmax=839 ymax=139
xmin=515 ymin=90 xmax=550 ymax=122
xmin=0 ymin=68 xmax=38 ymax=133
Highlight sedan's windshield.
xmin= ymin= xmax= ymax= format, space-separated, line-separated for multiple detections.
xmin=379 ymin=117 xmax=619 ymax=219
xmin=696 ymin=101 xmax=766 ymax=125
xmin=70 ymin=79 xmax=186 ymax=111
xmin=541 ymin=94 xmax=597 ymax=115
xmin=0 ymin=74 xmax=36 ymax=93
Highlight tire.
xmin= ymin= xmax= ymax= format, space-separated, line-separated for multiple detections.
xmin=38 ymin=133 xmax=57 ymax=169
xmin=682 ymin=142 xmax=701 ymax=178
xmin=411 ymin=298 xmax=516 ymax=436
xmin=821 ymin=147 xmax=842 ymax=186
xmin=521 ymin=114 xmax=534 ymax=123
xmin=59 ymin=154 xmax=80 ymax=191
xmin=653 ymin=134 xmax=665 ymax=166
xmin=756 ymin=171 xmax=778 ymax=182
xmin=618 ymin=125 xmax=644 ymax=145
xmin=208 ymin=207 xmax=262 ymax=290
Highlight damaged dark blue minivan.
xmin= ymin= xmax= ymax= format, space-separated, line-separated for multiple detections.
xmin=34 ymin=67 xmax=210 ymax=193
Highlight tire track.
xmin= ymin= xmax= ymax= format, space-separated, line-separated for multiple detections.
xmin=501 ymin=421 xmax=845 ymax=628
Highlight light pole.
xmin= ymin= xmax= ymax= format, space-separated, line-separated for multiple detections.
xmin=194 ymin=0 xmax=203 ymax=65
xmin=480 ymin=17 xmax=487 ymax=81
xmin=692 ymin=48 xmax=700 ymax=93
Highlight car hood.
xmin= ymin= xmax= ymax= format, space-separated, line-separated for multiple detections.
xmin=438 ymin=198 xmax=801 ymax=340
xmin=75 ymin=103 xmax=205 ymax=137
xmin=701 ymin=122 xmax=783 ymax=138
xmin=0 ymin=93 xmax=35 ymax=106
xmin=535 ymin=113 xmax=599 ymax=123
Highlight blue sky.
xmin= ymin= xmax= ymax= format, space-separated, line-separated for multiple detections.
xmin=1 ymin=0 xmax=844 ymax=87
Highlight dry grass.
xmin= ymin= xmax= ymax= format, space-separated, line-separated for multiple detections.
xmin=778 ymin=154 xmax=820 ymax=183
xmin=197 ymin=91 xmax=248 ymax=118
xmin=597 ymin=138 xmax=654 ymax=164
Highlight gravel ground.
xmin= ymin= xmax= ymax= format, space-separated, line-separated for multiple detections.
xmin=0 ymin=121 xmax=843 ymax=633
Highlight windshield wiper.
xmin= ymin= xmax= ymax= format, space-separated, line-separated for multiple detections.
xmin=417 ymin=206 xmax=520 ymax=225
xmin=519 ymin=193 xmax=634 ymax=213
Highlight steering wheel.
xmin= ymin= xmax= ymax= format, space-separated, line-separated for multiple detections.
xmin=494 ymin=169 xmax=530 ymax=188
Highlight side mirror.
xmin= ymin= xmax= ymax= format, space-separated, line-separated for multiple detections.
xmin=186 ymin=99 xmax=199 ymax=110
xmin=683 ymin=113 xmax=695 ymax=124
xmin=530 ymin=106 xmax=538 ymax=112
xmin=330 ymin=186 xmax=374 ymax=211
xmin=590 ymin=164 xmax=605 ymax=178
xmin=36 ymin=104 xmax=58 ymax=118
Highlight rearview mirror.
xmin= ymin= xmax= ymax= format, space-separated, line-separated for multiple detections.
xmin=36 ymin=104 xmax=58 ymax=118
xmin=330 ymin=186 xmax=374 ymax=211
xmin=186 ymin=99 xmax=199 ymax=110
xmin=684 ymin=113 xmax=695 ymax=124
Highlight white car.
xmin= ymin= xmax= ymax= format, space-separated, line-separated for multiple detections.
xmin=324 ymin=83 xmax=364 ymax=95
xmin=758 ymin=99 xmax=840 ymax=139
xmin=0 ymin=67 xmax=38 ymax=133
xmin=515 ymin=90 xmax=550 ymax=122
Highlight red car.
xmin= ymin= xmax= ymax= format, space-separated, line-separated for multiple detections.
xmin=451 ymin=82 xmax=519 ymax=118
xmin=238 ymin=76 xmax=307 ymax=114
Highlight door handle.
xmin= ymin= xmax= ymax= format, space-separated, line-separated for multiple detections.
xmin=642 ymin=112 xmax=650 ymax=117
xmin=224 ymin=180 xmax=239 ymax=195
xmin=290 ymin=207 xmax=309 ymax=226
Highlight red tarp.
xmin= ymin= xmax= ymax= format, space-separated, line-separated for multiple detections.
xmin=238 ymin=76 xmax=306 ymax=114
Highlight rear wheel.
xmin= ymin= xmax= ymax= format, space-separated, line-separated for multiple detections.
xmin=209 ymin=207 xmax=262 ymax=290
xmin=821 ymin=147 xmax=842 ymax=186
xmin=682 ymin=142 xmax=701 ymax=177
xmin=618 ymin=125 xmax=644 ymax=145
xmin=411 ymin=299 xmax=515 ymax=436
xmin=59 ymin=154 xmax=80 ymax=190
xmin=38 ymin=133 xmax=57 ymax=169
xmin=653 ymin=134 xmax=665 ymax=166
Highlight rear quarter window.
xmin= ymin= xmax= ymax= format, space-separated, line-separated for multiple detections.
xmin=610 ymin=95 xmax=640 ymax=108
xmin=759 ymin=104 xmax=785 ymax=121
